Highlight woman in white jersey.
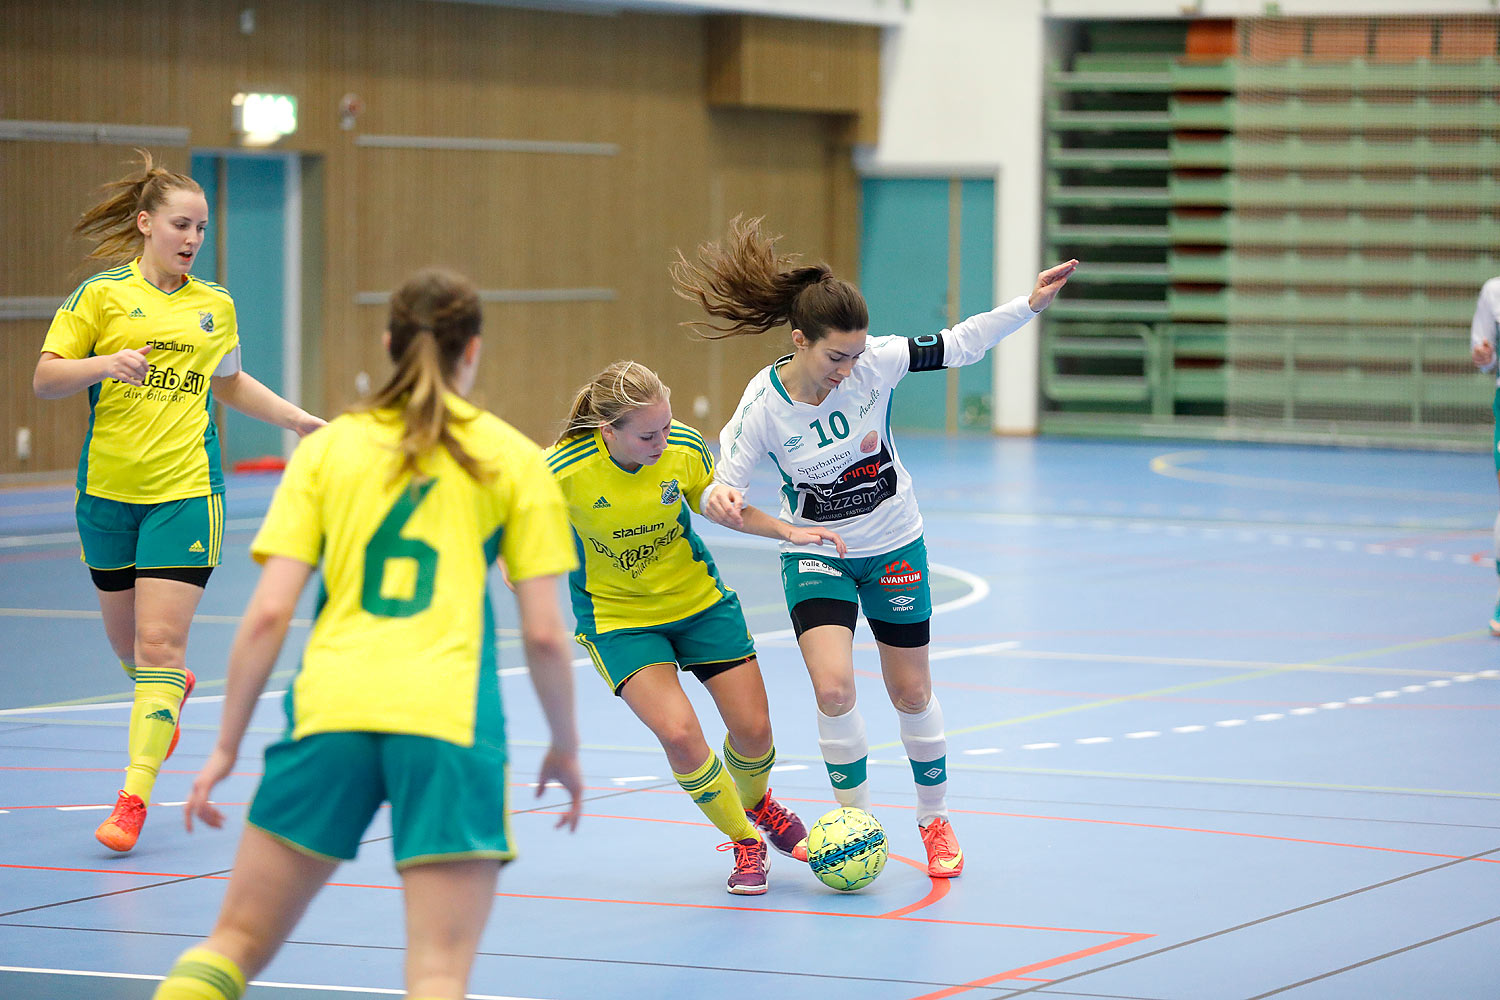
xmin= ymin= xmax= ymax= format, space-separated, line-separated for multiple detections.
xmin=1470 ymin=275 xmax=1500 ymax=634
xmin=672 ymin=216 xmax=1076 ymax=877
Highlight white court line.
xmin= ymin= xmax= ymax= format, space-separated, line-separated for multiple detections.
xmin=930 ymin=641 xmax=1019 ymax=661
xmin=0 ymin=689 xmax=283 ymax=717
xmin=0 ymin=607 xmax=522 ymax=637
xmin=3 ymin=547 xmax=995 ymax=710
xmin=0 ymin=966 xmax=545 ymax=999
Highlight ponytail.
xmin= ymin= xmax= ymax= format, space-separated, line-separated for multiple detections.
xmin=670 ymin=214 xmax=868 ymax=341
xmin=557 ymin=361 xmax=669 ymax=445
xmin=74 ymin=149 xmax=203 ymax=263
xmin=361 ymin=268 xmax=488 ymax=484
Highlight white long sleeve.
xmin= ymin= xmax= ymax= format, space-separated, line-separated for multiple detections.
xmin=1471 ymin=277 xmax=1500 ymax=377
xmin=940 ymin=295 xmax=1038 ymax=369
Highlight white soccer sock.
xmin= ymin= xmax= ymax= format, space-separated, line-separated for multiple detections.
xmin=1492 ymin=510 xmax=1500 ymax=578
xmin=817 ymin=705 xmax=870 ymax=812
xmin=899 ymin=695 xmax=949 ymax=825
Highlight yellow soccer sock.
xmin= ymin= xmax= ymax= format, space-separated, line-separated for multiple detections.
xmin=674 ymin=753 xmax=759 ymax=842
xmin=122 ymin=666 xmax=189 ymax=806
xmin=119 ymin=662 xmax=138 ymax=751
xmin=721 ymin=737 xmax=775 ymax=810
xmin=152 ymin=946 xmax=246 ymax=1000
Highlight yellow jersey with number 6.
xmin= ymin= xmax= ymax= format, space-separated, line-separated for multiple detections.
xmin=251 ymin=394 xmax=576 ymax=746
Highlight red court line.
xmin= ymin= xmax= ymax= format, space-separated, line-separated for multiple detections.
xmin=967 ymin=808 xmax=1500 ymax=864
xmin=905 ymin=931 xmax=1155 ymax=1000
xmin=0 ymin=861 xmax=1136 ymax=935
xmin=879 ymin=854 xmax=950 ymax=917
xmin=9 ymin=794 xmax=1496 ymax=869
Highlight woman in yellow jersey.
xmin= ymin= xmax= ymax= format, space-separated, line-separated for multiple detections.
xmin=546 ymin=360 xmax=840 ymax=894
xmin=151 ymin=269 xmax=583 ymax=1000
xmin=33 ymin=151 xmax=324 ymax=854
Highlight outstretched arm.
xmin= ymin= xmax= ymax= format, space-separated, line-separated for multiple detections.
xmin=919 ymin=259 xmax=1079 ymax=372
xmin=212 ymin=371 xmax=325 ymax=436
xmin=1472 ymin=279 xmax=1499 ymax=372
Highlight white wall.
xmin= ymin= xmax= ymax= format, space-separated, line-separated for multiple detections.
xmin=865 ymin=0 xmax=1498 ymax=434
xmin=862 ymin=0 xmax=1049 ymax=434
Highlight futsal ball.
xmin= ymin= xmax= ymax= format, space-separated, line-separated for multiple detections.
xmin=806 ymin=807 xmax=887 ymax=891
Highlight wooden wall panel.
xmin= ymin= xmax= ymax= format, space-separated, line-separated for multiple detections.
xmin=2 ymin=0 xmax=871 ymax=472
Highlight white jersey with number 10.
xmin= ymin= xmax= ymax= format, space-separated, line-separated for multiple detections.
xmin=707 ymin=295 xmax=1038 ymax=559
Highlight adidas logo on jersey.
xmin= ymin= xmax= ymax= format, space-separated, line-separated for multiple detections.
xmin=188 ymin=540 xmax=205 ymax=553
xmin=592 ymin=496 xmax=611 ymax=508
xmin=128 ymin=307 xmax=146 ymax=319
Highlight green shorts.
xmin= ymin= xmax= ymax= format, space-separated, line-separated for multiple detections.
xmin=576 ymin=592 xmax=756 ymax=694
xmin=75 ymin=491 xmax=225 ymax=570
xmin=247 ymin=731 xmax=513 ymax=869
xmin=1492 ymin=387 xmax=1499 ymax=474
xmin=779 ymin=535 xmax=932 ymax=624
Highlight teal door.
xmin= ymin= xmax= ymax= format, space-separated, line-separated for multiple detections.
xmin=191 ymin=153 xmax=289 ymax=465
xmin=860 ymin=177 xmax=996 ymax=432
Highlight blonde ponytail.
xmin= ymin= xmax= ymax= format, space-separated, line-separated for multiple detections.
xmin=75 ymin=149 xmax=203 ymax=263
xmin=557 ymin=361 xmax=669 ymax=445
xmin=362 ymin=269 xmax=488 ymax=484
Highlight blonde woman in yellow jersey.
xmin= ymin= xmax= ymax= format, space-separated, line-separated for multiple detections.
xmin=547 ymin=361 xmax=841 ymax=894
xmin=33 ymin=152 xmax=323 ymax=854
xmin=151 ymin=269 xmax=583 ymax=1000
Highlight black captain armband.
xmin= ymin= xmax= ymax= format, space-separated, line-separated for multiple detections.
xmin=908 ymin=333 xmax=947 ymax=372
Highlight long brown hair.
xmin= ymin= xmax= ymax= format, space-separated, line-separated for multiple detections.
xmin=670 ymin=215 xmax=868 ymax=341
xmin=556 ymin=361 xmax=669 ymax=445
xmin=74 ymin=149 xmax=204 ymax=263
xmin=362 ymin=268 xmax=489 ymax=483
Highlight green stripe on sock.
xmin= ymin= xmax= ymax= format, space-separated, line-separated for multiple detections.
xmin=676 ymin=758 xmax=723 ymax=793
xmin=723 ymin=742 xmax=774 ymax=776
xmin=170 ymin=960 xmax=243 ymax=999
xmin=911 ymin=755 xmax=948 ymax=787
xmin=826 ymin=757 xmax=867 ymax=790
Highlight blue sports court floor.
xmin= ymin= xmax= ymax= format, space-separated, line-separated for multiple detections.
xmin=2 ymin=435 xmax=1498 ymax=999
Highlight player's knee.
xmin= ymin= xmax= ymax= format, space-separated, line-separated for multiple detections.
xmin=655 ymin=719 xmax=706 ymax=762
xmin=134 ymin=626 xmax=186 ymax=667
xmin=814 ymin=684 xmax=858 ymax=717
xmin=730 ymin=718 xmax=773 ymax=755
xmin=891 ymin=688 xmax=932 ymax=715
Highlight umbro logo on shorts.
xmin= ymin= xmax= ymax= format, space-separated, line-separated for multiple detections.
xmin=188 ymin=540 xmax=205 ymax=553
xmin=592 ymin=496 xmax=611 ymax=508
